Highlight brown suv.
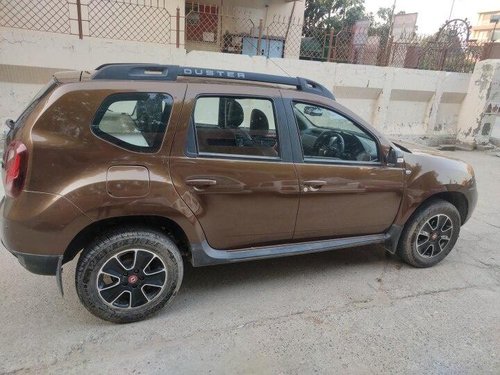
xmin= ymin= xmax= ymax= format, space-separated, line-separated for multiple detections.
xmin=1 ymin=64 xmax=477 ymax=322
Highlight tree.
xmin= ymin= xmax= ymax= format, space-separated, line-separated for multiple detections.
xmin=367 ymin=7 xmax=396 ymax=37
xmin=303 ymin=0 xmax=366 ymax=33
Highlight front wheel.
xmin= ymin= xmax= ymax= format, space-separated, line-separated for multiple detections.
xmin=398 ymin=199 xmax=461 ymax=268
xmin=75 ymin=227 xmax=183 ymax=323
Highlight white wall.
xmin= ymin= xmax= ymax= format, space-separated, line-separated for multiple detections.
xmin=0 ymin=82 xmax=44 ymax=126
xmin=0 ymin=27 xmax=473 ymax=143
xmin=457 ymin=59 xmax=500 ymax=145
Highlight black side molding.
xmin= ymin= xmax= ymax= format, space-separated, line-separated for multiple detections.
xmin=190 ymin=225 xmax=403 ymax=266
xmin=192 ymin=233 xmax=385 ymax=267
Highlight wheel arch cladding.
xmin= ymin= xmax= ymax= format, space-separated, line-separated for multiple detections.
xmin=63 ymin=215 xmax=191 ymax=264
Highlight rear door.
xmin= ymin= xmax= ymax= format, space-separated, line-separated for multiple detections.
xmin=169 ymin=84 xmax=299 ymax=250
xmin=284 ymin=94 xmax=404 ymax=240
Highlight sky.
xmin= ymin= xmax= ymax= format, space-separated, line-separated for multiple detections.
xmin=364 ymin=0 xmax=500 ymax=34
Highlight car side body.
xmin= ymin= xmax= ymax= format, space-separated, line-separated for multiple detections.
xmin=1 ymin=65 xmax=477 ymax=321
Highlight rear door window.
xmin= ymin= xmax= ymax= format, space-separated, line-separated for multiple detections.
xmin=193 ymin=96 xmax=279 ymax=159
xmin=92 ymin=92 xmax=173 ymax=152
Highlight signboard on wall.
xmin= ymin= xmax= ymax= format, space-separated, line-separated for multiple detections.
xmin=392 ymin=13 xmax=418 ymax=39
xmin=352 ymin=20 xmax=370 ymax=44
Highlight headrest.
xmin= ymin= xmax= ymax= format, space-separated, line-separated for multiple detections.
xmin=224 ymin=100 xmax=244 ymax=128
xmin=250 ymin=109 xmax=269 ymax=131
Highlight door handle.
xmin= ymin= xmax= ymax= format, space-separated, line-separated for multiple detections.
xmin=185 ymin=178 xmax=217 ymax=191
xmin=303 ymin=180 xmax=327 ymax=192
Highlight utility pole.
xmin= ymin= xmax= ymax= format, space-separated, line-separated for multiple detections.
xmin=384 ymin=0 xmax=397 ymax=65
xmin=387 ymin=0 xmax=397 ymax=39
xmin=448 ymin=0 xmax=456 ymax=20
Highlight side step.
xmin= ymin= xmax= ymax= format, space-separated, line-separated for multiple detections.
xmin=191 ymin=233 xmax=389 ymax=267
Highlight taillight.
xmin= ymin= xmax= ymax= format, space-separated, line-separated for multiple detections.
xmin=2 ymin=141 xmax=28 ymax=198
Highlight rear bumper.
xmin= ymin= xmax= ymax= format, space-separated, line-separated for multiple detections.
xmin=0 ymin=191 xmax=92 ymax=275
xmin=0 ymin=192 xmax=61 ymax=274
xmin=3 ymin=242 xmax=60 ymax=275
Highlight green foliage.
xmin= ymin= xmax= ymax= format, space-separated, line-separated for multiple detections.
xmin=303 ymin=0 xmax=366 ymax=33
xmin=366 ymin=7 xmax=408 ymax=38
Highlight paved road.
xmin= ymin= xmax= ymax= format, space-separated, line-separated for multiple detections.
xmin=0 ymin=150 xmax=499 ymax=374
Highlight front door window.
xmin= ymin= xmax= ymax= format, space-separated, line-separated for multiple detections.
xmin=293 ymin=103 xmax=379 ymax=163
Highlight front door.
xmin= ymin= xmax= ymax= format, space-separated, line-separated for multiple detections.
xmin=170 ymin=86 xmax=299 ymax=250
xmin=289 ymin=101 xmax=404 ymax=240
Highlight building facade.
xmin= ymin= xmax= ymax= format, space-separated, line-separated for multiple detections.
xmin=184 ymin=0 xmax=305 ymax=58
xmin=471 ymin=10 xmax=500 ymax=42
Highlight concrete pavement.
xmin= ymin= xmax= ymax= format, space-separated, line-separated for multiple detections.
xmin=0 ymin=150 xmax=498 ymax=374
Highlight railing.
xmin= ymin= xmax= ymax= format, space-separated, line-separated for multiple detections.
xmin=0 ymin=0 xmax=174 ymax=44
xmin=0 ymin=0 xmax=493 ymax=73
xmin=86 ymin=0 xmax=171 ymax=44
xmin=0 ymin=0 xmax=72 ymax=34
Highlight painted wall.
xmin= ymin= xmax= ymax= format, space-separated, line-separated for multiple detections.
xmin=0 ymin=26 xmax=475 ymax=144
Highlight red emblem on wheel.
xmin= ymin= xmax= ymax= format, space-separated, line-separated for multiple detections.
xmin=128 ymin=275 xmax=139 ymax=284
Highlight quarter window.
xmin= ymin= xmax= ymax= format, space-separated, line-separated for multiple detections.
xmin=92 ymin=92 xmax=173 ymax=152
xmin=293 ymin=102 xmax=379 ymax=162
xmin=193 ymin=96 xmax=279 ymax=158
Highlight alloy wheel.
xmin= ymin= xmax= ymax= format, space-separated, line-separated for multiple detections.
xmin=416 ymin=214 xmax=454 ymax=258
xmin=96 ymin=249 xmax=167 ymax=309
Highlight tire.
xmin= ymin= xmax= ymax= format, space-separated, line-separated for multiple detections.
xmin=397 ymin=199 xmax=461 ymax=268
xmin=75 ymin=227 xmax=183 ymax=323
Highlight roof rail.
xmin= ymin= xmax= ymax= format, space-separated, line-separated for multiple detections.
xmin=92 ymin=63 xmax=335 ymax=100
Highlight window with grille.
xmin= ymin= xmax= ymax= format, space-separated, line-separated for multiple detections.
xmin=185 ymin=2 xmax=218 ymax=43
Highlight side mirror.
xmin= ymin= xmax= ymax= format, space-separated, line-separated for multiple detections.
xmin=303 ymin=106 xmax=323 ymax=116
xmin=5 ymin=119 xmax=14 ymax=130
xmin=387 ymin=147 xmax=404 ymax=166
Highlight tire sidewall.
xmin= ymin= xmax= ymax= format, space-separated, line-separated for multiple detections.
xmin=76 ymin=230 xmax=183 ymax=323
xmin=400 ymin=201 xmax=461 ymax=267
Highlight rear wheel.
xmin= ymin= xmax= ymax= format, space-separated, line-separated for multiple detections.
xmin=75 ymin=227 xmax=183 ymax=323
xmin=398 ymin=199 xmax=461 ymax=268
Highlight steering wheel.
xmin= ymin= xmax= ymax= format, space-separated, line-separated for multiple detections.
xmin=313 ymin=131 xmax=345 ymax=158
